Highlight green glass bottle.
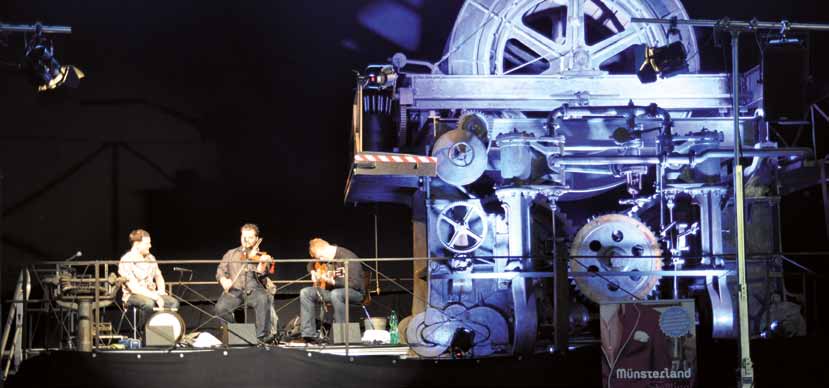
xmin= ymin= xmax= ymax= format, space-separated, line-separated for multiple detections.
xmin=389 ymin=310 xmax=399 ymax=345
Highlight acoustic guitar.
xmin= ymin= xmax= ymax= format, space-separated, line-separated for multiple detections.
xmin=312 ymin=262 xmax=343 ymax=290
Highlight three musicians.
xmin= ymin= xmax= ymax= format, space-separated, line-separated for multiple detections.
xmin=120 ymin=225 xmax=366 ymax=344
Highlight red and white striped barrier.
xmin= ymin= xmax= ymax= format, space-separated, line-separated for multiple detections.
xmin=354 ymin=153 xmax=436 ymax=164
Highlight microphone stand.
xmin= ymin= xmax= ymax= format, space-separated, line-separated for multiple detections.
xmin=173 ymin=268 xmax=193 ymax=307
xmin=162 ymin=268 xmax=194 ymax=353
xmin=166 ymin=260 xmax=260 ymax=347
xmin=315 ymin=287 xmax=329 ymax=313
xmin=168 ymin=283 xmax=260 ymax=347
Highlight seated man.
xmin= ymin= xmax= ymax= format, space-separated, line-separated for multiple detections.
xmin=214 ymin=223 xmax=275 ymax=342
xmin=299 ymin=238 xmax=365 ymax=343
xmin=118 ymin=229 xmax=179 ymax=327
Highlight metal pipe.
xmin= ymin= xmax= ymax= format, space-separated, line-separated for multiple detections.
xmin=811 ymin=105 xmax=818 ymax=162
xmin=77 ymin=300 xmax=92 ymax=352
xmin=401 ymin=59 xmax=440 ymax=74
xmin=550 ymin=148 xmax=811 ymax=166
xmin=43 ymin=249 xmax=829 ymax=267
xmin=563 ymin=180 xmax=625 ymax=194
xmin=728 ymin=29 xmax=755 ymax=388
xmin=821 ymin=158 xmax=829 ymax=241
xmin=563 ymin=145 xmax=626 ymax=152
xmin=551 ymin=200 xmax=569 ymax=355
xmin=53 ymin=299 xmax=115 ymax=311
xmin=631 ymin=17 xmax=829 ymax=32
xmin=563 ymin=167 xmax=617 ymax=175
xmin=344 ymin=260 xmax=350 ymax=356
xmin=547 ymin=103 xmax=671 ymax=134
xmin=0 ymin=23 xmax=72 ymax=34
xmin=555 ymin=156 xmax=661 ymax=165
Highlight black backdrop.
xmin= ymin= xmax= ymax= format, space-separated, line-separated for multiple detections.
xmin=1 ymin=0 xmax=827 ymax=334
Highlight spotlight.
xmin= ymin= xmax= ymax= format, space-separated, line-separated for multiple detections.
xmin=634 ymin=42 xmax=688 ymax=83
xmin=449 ymin=328 xmax=475 ymax=359
xmin=23 ymin=25 xmax=84 ymax=92
xmin=364 ymin=64 xmax=397 ymax=89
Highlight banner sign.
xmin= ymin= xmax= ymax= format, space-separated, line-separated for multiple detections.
xmin=600 ymin=299 xmax=697 ymax=388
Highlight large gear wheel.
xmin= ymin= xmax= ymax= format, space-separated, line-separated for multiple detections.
xmin=569 ymin=214 xmax=662 ymax=303
xmin=444 ymin=0 xmax=699 ymax=75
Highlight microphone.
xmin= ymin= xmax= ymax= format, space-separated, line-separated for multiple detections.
xmin=65 ymin=251 xmax=83 ymax=261
xmin=173 ymin=267 xmax=193 ymax=272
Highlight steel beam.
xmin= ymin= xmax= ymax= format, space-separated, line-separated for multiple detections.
xmin=402 ymin=74 xmax=733 ymax=111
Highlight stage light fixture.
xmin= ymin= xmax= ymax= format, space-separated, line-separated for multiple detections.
xmin=364 ymin=64 xmax=397 ymax=89
xmin=24 ymin=26 xmax=84 ymax=92
xmin=635 ymin=41 xmax=688 ymax=83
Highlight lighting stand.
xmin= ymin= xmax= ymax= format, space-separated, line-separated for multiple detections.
xmin=632 ymin=16 xmax=829 ymax=388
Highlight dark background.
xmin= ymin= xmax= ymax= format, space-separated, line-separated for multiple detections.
xmin=1 ymin=0 xmax=827 ymax=332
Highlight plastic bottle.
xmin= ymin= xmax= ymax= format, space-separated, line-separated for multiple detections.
xmin=389 ymin=310 xmax=399 ymax=345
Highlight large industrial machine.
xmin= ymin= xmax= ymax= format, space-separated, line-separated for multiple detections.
xmin=344 ymin=0 xmax=819 ymax=358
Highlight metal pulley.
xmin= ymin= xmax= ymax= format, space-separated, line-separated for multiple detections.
xmin=431 ymin=129 xmax=488 ymax=186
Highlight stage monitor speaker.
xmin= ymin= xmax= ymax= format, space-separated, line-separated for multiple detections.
xmin=145 ymin=325 xmax=176 ymax=347
xmin=332 ymin=322 xmax=361 ymax=344
xmin=221 ymin=323 xmax=258 ymax=345
xmin=762 ymin=40 xmax=809 ymax=122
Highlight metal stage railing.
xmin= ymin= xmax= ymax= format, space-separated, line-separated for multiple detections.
xmin=1 ymin=253 xmax=824 ymax=380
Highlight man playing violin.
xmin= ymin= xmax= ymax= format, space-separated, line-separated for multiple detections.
xmin=298 ymin=237 xmax=365 ymax=343
xmin=214 ymin=223 xmax=275 ymax=341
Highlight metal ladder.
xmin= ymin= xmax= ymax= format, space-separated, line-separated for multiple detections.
xmin=0 ymin=269 xmax=31 ymax=381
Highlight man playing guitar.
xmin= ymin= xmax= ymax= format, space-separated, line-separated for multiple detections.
xmin=298 ymin=238 xmax=365 ymax=344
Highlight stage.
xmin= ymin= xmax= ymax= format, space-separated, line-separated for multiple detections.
xmin=4 ymin=338 xmax=828 ymax=388
xmin=4 ymin=344 xmax=601 ymax=388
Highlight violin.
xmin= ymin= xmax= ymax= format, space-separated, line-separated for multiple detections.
xmin=246 ymin=238 xmax=275 ymax=274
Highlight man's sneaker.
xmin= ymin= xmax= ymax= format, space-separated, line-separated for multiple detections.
xmin=257 ymin=334 xmax=276 ymax=344
xmin=304 ymin=336 xmax=329 ymax=346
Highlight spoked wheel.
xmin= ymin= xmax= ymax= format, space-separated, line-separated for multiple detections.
xmin=444 ymin=0 xmax=699 ymax=75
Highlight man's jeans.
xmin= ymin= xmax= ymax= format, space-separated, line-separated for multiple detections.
xmin=126 ymin=294 xmax=180 ymax=328
xmin=299 ymin=287 xmax=363 ymax=338
xmin=214 ymin=288 xmax=273 ymax=338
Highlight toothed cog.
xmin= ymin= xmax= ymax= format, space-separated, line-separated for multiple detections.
xmin=568 ymin=214 xmax=662 ymax=303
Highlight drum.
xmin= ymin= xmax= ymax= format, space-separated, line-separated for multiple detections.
xmin=146 ymin=310 xmax=185 ymax=343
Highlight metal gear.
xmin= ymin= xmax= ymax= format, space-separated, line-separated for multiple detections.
xmin=457 ymin=112 xmax=490 ymax=142
xmin=568 ymin=214 xmax=662 ymax=303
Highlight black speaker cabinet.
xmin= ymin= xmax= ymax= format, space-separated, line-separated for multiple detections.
xmin=221 ymin=323 xmax=258 ymax=345
xmin=762 ymin=40 xmax=809 ymax=122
